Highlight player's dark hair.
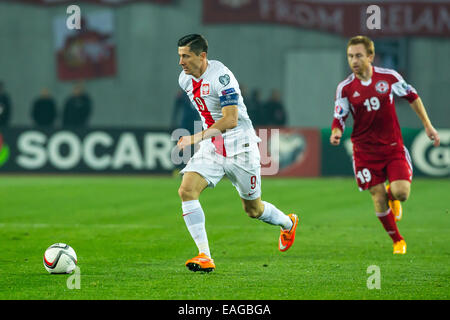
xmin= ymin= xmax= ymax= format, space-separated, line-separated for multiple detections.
xmin=178 ymin=34 xmax=208 ymax=56
xmin=347 ymin=35 xmax=375 ymax=56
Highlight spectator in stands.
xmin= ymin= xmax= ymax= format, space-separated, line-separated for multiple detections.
xmin=246 ymin=88 xmax=263 ymax=127
xmin=263 ymin=89 xmax=287 ymax=127
xmin=0 ymin=81 xmax=11 ymax=127
xmin=62 ymin=82 xmax=92 ymax=128
xmin=240 ymin=84 xmax=250 ymax=104
xmin=31 ymin=88 xmax=57 ymax=127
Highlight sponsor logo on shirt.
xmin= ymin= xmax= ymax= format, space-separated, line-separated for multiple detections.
xmin=221 ymin=88 xmax=236 ymax=95
xmin=401 ymin=81 xmax=415 ymax=95
xmin=335 ymin=105 xmax=344 ymax=115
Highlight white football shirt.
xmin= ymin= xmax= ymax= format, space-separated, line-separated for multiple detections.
xmin=179 ymin=60 xmax=261 ymax=157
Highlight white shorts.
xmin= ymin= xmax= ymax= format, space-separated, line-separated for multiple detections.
xmin=180 ymin=143 xmax=261 ymax=200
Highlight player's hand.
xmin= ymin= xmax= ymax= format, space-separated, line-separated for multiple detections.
xmin=177 ymin=135 xmax=193 ymax=150
xmin=177 ymin=131 xmax=204 ymax=150
xmin=425 ymin=125 xmax=440 ymax=147
xmin=330 ymin=129 xmax=342 ymax=146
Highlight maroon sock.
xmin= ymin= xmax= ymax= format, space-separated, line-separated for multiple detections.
xmin=376 ymin=209 xmax=403 ymax=243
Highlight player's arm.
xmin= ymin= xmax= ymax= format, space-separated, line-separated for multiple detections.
xmin=177 ymin=106 xmax=238 ymax=149
xmin=330 ymin=96 xmax=350 ymax=146
xmin=391 ymin=75 xmax=440 ymax=147
xmin=409 ymin=97 xmax=440 ymax=147
xmin=197 ymin=105 xmax=238 ymax=141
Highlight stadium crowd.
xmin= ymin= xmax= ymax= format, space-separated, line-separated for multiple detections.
xmin=0 ymin=81 xmax=92 ymax=128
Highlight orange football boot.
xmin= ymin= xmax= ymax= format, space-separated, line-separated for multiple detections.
xmin=386 ymin=184 xmax=402 ymax=222
xmin=393 ymin=239 xmax=407 ymax=254
xmin=279 ymin=214 xmax=299 ymax=252
xmin=185 ymin=253 xmax=215 ymax=273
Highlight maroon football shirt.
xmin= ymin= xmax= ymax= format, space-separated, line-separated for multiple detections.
xmin=332 ymin=66 xmax=419 ymax=156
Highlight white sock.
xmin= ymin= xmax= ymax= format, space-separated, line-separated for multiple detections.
xmin=182 ymin=200 xmax=211 ymax=258
xmin=258 ymin=201 xmax=293 ymax=230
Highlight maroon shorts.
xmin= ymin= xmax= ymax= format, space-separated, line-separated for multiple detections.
xmin=352 ymin=146 xmax=413 ymax=191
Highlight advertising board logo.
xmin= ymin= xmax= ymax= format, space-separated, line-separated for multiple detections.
xmin=411 ymin=129 xmax=449 ymax=177
xmin=0 ymin=133 xmax=10 ymax=167
xmin=15 ymin=130 xmax=175 ymax=171
xmin=269 ymin=132 xmax=305 ymax=170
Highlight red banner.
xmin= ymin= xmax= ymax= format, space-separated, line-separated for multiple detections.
xmin=53 ymin=10 xmax=117 ymax=80
xmin=203 ymin=0 xmax=450 ymax=38
xmin=1 ymin=0 xmax=173 ymax=5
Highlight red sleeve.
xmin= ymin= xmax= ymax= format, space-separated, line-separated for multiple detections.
xmin=402 ymin=91 xmax=419 ymax=104
xmin=331 ymin=115 xmax=348 ymax=132
xmin=388 ymin=70 xmax=419 ymax=103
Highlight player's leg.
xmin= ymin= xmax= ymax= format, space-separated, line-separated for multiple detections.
xmin=178 ymin=172 xmax=212 ymax=260
xmin=388 ymin=180 xmax=411 ymax=202
xmin=386 ymin=180 xmax=410 ymax=222
xmin=225 ymin=149 xmax=292 ymax=228
xmin=240 ymin=197 xmax=264 ymax=218
xmin=353 ymin=156 xmax=405 ymax=254
xmin=178 ymin=171 xmax=208 ymax=201
xmin=179 ymin=172 xmax=216 ymax=272
xmin=240 ymin=197 xmax=292 ymax=229
xmin=386 ymin=149 xmax=413 ymax=221
xmin=178 ymin=150 xmax=224 ymax=272
xmin=241 ymin=197 xmax=299 ymax=252
xmin=224 ymin=145 xmax=298 ymax=251
xmin=368 ymin=183 xmax=406 ymax=254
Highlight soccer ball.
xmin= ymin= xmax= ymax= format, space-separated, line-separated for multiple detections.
xmin=43 ymin=243 xmax=77 ymax=274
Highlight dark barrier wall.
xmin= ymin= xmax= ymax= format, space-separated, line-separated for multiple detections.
xmin=0 ymin=127 xmax=448 ymax=177
xmin=321 ymin=128 xmax=450 ymax=178
xmin=0 ymin=128 xmax=176 ymax=173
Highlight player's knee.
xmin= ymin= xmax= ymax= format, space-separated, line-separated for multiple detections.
xmin=393 ymin=189 xmax=409 ymax=202
xmin=178 ymin=186 xmax=198 ymax=201
xmin=245 ymin=209 xmax=261 ymax=219
xmin=243 ymin=204 xmax=262 ymax=219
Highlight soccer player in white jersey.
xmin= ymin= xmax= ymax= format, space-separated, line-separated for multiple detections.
xmin=176 ymin=34 xmax=299 ymax=272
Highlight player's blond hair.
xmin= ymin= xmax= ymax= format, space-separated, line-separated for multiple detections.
xmin=347 ymin=35 xmax=375 ymax=56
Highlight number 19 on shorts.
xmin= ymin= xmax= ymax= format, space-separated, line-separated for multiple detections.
xmin=356 ymin=168 xmax=372 ymax=184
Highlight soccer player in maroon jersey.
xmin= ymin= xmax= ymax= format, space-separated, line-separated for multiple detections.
xmin=330 ymin=35 xmax=440 ymax=254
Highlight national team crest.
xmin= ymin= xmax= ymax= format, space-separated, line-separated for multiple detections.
xmin=201 ymin=83 xmax=210 ymax=96
xmin=375 ymin=80 xmax=389 ymax=94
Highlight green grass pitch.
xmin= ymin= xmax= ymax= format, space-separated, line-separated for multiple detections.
xmin=0 ymin=176 xmax=448 ymax=300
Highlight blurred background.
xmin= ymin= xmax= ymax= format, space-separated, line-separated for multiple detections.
xmin=0 ymin=0 xmax=448 ymax=177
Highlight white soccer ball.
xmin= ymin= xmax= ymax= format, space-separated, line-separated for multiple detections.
xmin=43 ymin=243 xmax=77 ymax=274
